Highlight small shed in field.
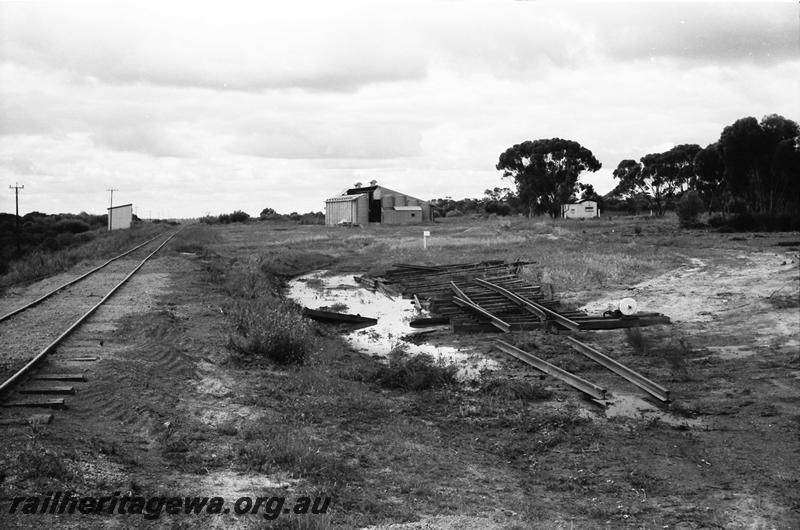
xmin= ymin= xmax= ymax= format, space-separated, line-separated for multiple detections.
xmin=382 ymin=205 xmax=424 ymax=225
xmin=108 ymin=203 xmax=133 ymax=230
xmin=324 ymin=194 xmax=369 ymax=226
xmin=324 ymin=185 xmax=430 ymax=225
xmin=562 ymin=200 xmax=599 ymax=219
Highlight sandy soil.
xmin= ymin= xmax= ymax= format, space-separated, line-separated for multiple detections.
xmin=580 ymin=248 xmax=799 ymax=353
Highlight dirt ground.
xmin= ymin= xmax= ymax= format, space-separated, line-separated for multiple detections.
xmin=0 ymin=219 xmax=798 ymax=529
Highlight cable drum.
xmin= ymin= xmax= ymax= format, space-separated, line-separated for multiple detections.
xmin=619 ymin=298 xmax=638 ymax=316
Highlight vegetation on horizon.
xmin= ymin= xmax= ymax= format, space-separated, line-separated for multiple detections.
xmin=431 ymin=112 xmax=798 ymax=231
xmin=0 ymin=214 xmax=167 ymax=290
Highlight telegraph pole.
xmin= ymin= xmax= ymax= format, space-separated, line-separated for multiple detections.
xmin=106 ymin=188 xmax=118 ymax=231
xmin=9 ymin=182 xmax=23 ymax=251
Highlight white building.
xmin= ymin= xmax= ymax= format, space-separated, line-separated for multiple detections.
xmin=108 ymin=203 xmax=133 ymax=230
xmin=562 ymin=200 xmax=599 ymax=219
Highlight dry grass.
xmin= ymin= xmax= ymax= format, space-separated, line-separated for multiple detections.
xmin=228 ymin=298 xmax=315 ymax=365
xmin=369 ymin=348 xmax=459 ymax=391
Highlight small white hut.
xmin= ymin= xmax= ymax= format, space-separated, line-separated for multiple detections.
xmin=108 ymin=203 xmax=133 ymax=230
xmin=562 ymin=200 xmax=599 ymax=219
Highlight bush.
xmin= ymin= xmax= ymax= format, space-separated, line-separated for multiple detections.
xmin=229 ymin=210 xmax=250 ymax=223
xmin=707 ymin=214 xmax=727 ymax=228
xmin=370 ymin=349 xmax=458 ymax=391
xmin=676 ymin=191 xmax=705 ymax=228
xmin=54 ymin=218 xmax=91 ymax=234
xmin=445 ymin=209 xmax=463 ymax=218
xmin=228 ymin=300 xmax=314 ymax=365
xmin=707 ymin=212 xmax=800 ymax=232
xmin=480 ymin=378 xmax=553 ymax=401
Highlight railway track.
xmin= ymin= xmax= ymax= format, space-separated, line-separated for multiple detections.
xmin=0 ymin=229 xmax=179 ymax=420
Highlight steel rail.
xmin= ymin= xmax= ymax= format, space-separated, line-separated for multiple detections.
xmin=565 ymin=336 xmax=670 ymax=402
xmin=450 ymin=281 xmax=511 ymax=332
xmin=473 ymin=278 xmax=549 ymax=321
xmin=517 ymin=298 xmax=581 ymax=330
xmin=0 ymin=231 xmax=168 ymax=323
xmin=495 ymin=340 xmax=606 ymax=400
xmin=0 ymin=230 xmax=179 ymax=397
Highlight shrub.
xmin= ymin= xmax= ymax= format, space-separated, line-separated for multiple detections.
xmin=259 ymin=207 xmax=282 ymax=221
xmin=480 ymin=378 xmax=553 ymax=401
xmin=54 ymin=218 xmax=91 ymax=234
xmin=676 ymin=191 xmax=705 ymax=228
xmin=228 ymin=300 xmax=314 ymax=365
xmin=445 ymin=209 xmax=463 ymax=217
xmin=707 ymin=214 xmax=727 ymax=228
xmin=370 ymin=349 xmax=458 ymax=391
xmin=229 ymin=210 xmax=250 ymax=223
xmin=707 ymin=212 xmax=800 ymax=232
xmin=18 ymin=446 xmax=72 ymax=484
xmin=625 ymin=327 xmax=647 ymax=355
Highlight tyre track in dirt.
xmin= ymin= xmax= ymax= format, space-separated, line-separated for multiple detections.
xmin=67 ymin=316 xmax=197 ymax=432
xmin=0 ymin=234 xmax=176 ymax=384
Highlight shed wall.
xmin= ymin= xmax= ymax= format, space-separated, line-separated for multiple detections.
xmin=382 ymin=208 xmax=423 ymax=225
xmin=325 ymin=200 xmax=356 ymax=225
xmin=325 ymin=195 xmax=369 ymax=225
xmin=108 ymin=204 xmax=132 ymax=230
xmin=356 ymin=194 xmax=369 ymax=225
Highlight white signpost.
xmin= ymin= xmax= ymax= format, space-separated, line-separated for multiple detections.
xmin=423 ymin=230 xmax=430 ymax=249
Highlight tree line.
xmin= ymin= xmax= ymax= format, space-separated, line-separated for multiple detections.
xmin=610 ymin=114 xmax=799 ymax=219
xmin=198 ymin=209 xmax=324 ymax=225
xmin=453 ymin=112 xmax=799 ymax=229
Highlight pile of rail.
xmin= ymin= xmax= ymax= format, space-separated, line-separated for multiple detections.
xmin=362 ymin=260 xmax=670 ymax=333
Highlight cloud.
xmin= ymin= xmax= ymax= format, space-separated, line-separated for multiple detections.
xmin=572 ymin=3 xmax=798 ymax=65
xmin=233 ymin=119 xmax=423 ymax=159
xmin=0 ymin=2 xmax=428 ymax=92
xmin=5 ymin=1 xmax=791 ymax=98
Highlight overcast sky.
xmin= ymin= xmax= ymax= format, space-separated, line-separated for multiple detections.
xmin=1 ymin=1 xmax=798 ymax=218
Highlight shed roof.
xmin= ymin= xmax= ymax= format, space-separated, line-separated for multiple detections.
xmin=107 ymin=203 xmax=133 ymax=211
xmin=326 ymin=194 xmax=365 ymax=203
xmin=346 ymin=186 xmax=378 ymax=195
xmin=393 ymin=206 xmax=422 ymax=211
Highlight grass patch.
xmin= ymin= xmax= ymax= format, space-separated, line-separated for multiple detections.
xmin=625 ymin=328 xmax=693 ymax=381
xmin=235 ymin=423 xmax=358 ymax=487
xmin=625 ymin=327 xmax=648 ymax=355
xmin=479 ymin=377 xmax=553 ymax=401
xmin=17 ymin=444 xmax=73 ymax=488
xmin=369 ymin=349 xmax=458 ymax=391
xmin=320 ymin=302 xmax=348 ymax=313
xmin=168 ymin=223 xmax=221 ymax=254
xmin=228 ymin=298 xmax=315 ymax=365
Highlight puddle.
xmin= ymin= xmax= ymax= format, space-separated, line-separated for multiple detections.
xmin=286 ymin=271 xmax=497 ymax=380
xmin=586 ymin=393 xmax=703 ymax=427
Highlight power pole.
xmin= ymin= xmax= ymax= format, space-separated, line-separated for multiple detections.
xmin=106 ymin=188 xmax=118 ymax=231
xmin=9 ymin=182 xmax=23 ymax=251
